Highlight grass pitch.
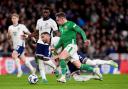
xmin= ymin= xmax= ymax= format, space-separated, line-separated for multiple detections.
xmin=0 ymin=74 xmax=128 ymax=89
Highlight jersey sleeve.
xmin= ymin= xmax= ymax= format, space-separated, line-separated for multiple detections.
xmin=55 ymin=38 xmax=62 ymax=50
xmin=22 ymin=25 xmax=31 ymax=34
xmin=72 ymin=23 xmax=87 ymax=41
xmin=51 ymin=37 xmax=60 ymax=47
xmin=8 ymin=26 xmax=11 ymax=32
xmin=51 ymin=20 xmax=58 ymax=31
xmin=36 ymin=20 xmax=39 ymax=30
xmin=8 ymin=26 xmax=12 ymax=35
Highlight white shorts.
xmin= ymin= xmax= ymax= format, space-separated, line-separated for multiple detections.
xmin=68 ymin=52 xmax=79 ymax=63
xmin=64 ymin=44 xmax=78 ymax=55
xmin=64 ymin=44 xmax=79 ymax=62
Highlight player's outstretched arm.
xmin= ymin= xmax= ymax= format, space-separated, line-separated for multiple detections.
xmin=73 ymin=24 xmax=87 ymax=41
xmin=73 ymin=24 xmax=90 ymax=46
xmin=23 ymin=30 xmax=38 ymax=43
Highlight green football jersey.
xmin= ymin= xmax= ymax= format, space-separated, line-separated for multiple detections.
xmin=55 ymin=21 xmax=87 ymax=49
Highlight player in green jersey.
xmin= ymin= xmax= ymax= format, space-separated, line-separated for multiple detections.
xmin=53 ymin=12 xmax=102 ymax=83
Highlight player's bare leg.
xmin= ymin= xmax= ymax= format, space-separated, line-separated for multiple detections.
xmin=86 ymin=58 xmax=118 ymax=68
xmin=57 ymin=50 xmax=69 ymax=83
xmin=12 ymin=51 xmax=23 ymax=78
xmin=72 ymin=60 xmax=102 ymax=80
xmin=44 ymin=60 xmax=59 ymax=77
xmin=20 ymin=56 xmax=36 ymax=74
xmin=38 ymin=59 xmax=48 ymax=83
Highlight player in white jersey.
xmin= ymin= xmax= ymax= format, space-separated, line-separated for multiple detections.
xmin=35 ymin=7 xmax=58 ymax=83
xmin=8 ymin=13 xmax=36 ymax=77
xmin=41 ymin=32 xmax=118 ymax=82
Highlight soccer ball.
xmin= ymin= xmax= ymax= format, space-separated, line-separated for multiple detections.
xmin=28 ymin=74 xmax=38 ymax=84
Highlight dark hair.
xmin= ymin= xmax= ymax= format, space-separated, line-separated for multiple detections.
xmin=41 ymin=32 xmax=50 ymax=36
xmin=55 ymin=12 xmax=66 ymax=18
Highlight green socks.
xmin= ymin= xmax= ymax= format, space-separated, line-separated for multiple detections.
xmin=59 ymin=59 xmax=67 ymax=75
xmin=80 ymin=64 xmax=94 ymax=72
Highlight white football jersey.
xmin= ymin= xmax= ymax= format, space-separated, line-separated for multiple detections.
xmin=8 ymin=24 xmax=30 ymax=49
xmin=51 ymin=37 xmax=62 ymax=53
xmin=36 ymin=18 xmax=58 ymax=44
xmin=51 ymin=37 xmax=60 ymax=47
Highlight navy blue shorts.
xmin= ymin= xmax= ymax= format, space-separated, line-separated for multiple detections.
xmin=14 ymin=46 xmax=24 ymax=56
xmin=67 ymin=61 xmax=79 ymax=73
xmin=35 ymin=43 xmax=51 ymax=59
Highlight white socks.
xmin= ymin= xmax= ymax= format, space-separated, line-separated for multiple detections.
xmin=86 ymin=59 xmax=111 ymax=66
xmin=38 ymin=60 xmax=57 ymax=80
xmin=25 ymin=60 xmax=35 ymax=73
xmin=92 ymin=59 xmax=111 ymax=65
xmin=44 ymin=60 xmax=56 ymax=70
xmin=15 ymin=58 xmax=22 ymax=73
xmin=38 ymin=60 xmax=47 ymax=80
xmin=86 ymin=59 xmax=96 ymax=66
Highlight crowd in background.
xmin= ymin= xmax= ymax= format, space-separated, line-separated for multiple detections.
xmin=0 ymin=0 xmax=128 ymax=58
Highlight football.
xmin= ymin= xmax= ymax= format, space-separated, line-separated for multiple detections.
xmin=28 ymin=74 xmax=38 ymax=84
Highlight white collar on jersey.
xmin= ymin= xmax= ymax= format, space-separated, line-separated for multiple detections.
xmin=13 ymin=24 xmax=19 ymax=27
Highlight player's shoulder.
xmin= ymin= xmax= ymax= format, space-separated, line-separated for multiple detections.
xmin=18 ymin=24 xmax=25 ymax=26
xmin=18 ymin=24 xmax=27 ymax=28
xmin=49 ymin=18 xmax=55 ymax=21
xmin=68 ymin=21 xmax=76 ymax=26
xmin=8 ymin=25 xmax=13 ymax=31
xmin=66 ymin=21 xmax=76 ymax=28
xmin=52 ymin=36 xmax=60 ymax=40
xmin=51 ymin=36 xmax=60 ymax=45
xmin=37 ymin=18 xmax=42 ymax=23
xmin=68 ymin=21 xmax=75 ymax=24
xmin=51 ymin=36 xmax=60 ymax=42
xmin=8 ymin=25 xmax=13 ymax=28
xmin=47 ymin=18 xmax=56 ymax=23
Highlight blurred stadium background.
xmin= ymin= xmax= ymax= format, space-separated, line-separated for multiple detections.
xmin=0 ymin=0 xmax=128 ymax=84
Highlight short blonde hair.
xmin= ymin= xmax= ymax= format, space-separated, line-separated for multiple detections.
xmin=11 ymin=13 xmax=19 ymax=18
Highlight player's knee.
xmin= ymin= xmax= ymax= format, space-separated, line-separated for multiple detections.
xmin=75 ymin=64 xmax=81 ymax=69
xmin=58 ymin=55 xmax=67 ymax=60
xmin=12 ymin=52 xmax=18 ymax=59
xmin=25 ymin=60 xmax=29 ymax=65
xmin=59 ymin=51 xmax=69 ymax=59
xmin=72 ymin=61 xmax=81 ymax=69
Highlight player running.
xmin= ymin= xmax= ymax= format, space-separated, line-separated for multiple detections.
xmin=35 ymin=7 xmax=59 ymax=83
xmin=41 ymin=12 xmax=102 ymax=83
xmin=53 ymin=12 xmax=103 ymax=83
xmin=8 ymin=13 xmax=36 ymax=77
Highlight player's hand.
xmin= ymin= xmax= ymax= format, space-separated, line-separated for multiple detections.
xmin=52 ymin=55 xmax=59 ymax=60
xmin=84 ymin=40 xmax=91 ymax=46
xmin=21 ymin=34 xmax=28 ymax=40
xmin=31 ymin=37 xmax=37 ymax=43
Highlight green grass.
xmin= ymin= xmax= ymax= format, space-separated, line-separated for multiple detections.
xmin=0 ymin=74 xmax=128 ymax=89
